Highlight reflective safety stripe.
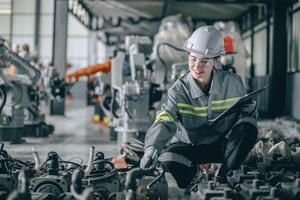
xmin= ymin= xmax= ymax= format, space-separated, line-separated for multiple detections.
xmin=179 ymin=110 xmax=208 ymax=117
xmin=177 ymin=97 xmax=239 ymax=117
xmin=177 ymin=103 xmax=208 ymax=111
xmin=212 ymin=97 xmax=239 ymax=104
xmin=154 ymin=111 xmax=174 ymax=123
xmin=211 ymin=105 xmax=232 ymax=111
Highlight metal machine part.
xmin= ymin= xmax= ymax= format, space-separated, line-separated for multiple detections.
xmin=7 ymin=169 xmax=58 ymax=200
xmin=121 ymin=168 xmax=168 ymax=200
xmin=60 ymin=168 xmax=103 ymax=200
xmin=30 ymin=152 xmax=72 ymax=197
xmin=0 ymin=39 xmax=53 ymax=140
xmin=0 ymin=144 xmax=34 ymax=197
xmin=111 ymin=36 xmax=154 ymax=150
xmin=82 ymin=151 xmax=121 ymax=199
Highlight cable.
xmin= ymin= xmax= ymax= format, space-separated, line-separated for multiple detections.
xmin=0 ymin=86 xmax=7 ymax=114
xmin=58 ymin=161 xmax=84 ymax=169
xmin=111 ymin=88 xmax=121 ymax=118
xmin=156 ymin=42 xmax=186 ymax=84
xmin=68 ymin=156 xmax=84 ymax=164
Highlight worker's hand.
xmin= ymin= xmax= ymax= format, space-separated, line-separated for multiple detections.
xmin=140 ymin=146 xmax=159 ymax=171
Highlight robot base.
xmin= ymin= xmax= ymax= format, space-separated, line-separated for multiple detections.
xmin=0 ymin=128 xmax=23 ymax=144
xmin=22 ymin=122 xmax=55 ymax=137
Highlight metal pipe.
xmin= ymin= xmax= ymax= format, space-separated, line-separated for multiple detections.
xmin=32 ymin=146 xmax=41 ymax=171
xmin=85 ymin=146 xmax=95 ymax=174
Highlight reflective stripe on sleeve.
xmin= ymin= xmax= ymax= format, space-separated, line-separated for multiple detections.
xmin=179 ymin=110 xmax=208 ymax=117
xmin=154 ymin=111 xmax=174 ymax=123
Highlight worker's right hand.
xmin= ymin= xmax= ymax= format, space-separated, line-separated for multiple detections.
xmin=140 ymin=146 xmax=159 ymax=171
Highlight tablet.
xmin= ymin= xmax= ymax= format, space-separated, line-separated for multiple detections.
xmin=208 ymin=85 xmax=269 ymax=127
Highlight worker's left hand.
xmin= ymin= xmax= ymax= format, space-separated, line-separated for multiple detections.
xmin=140 ymin=146 xmax=159 ymax=171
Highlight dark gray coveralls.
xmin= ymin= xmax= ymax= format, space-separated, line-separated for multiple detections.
xmin=144 ymin=68 xmax=258 ymax=188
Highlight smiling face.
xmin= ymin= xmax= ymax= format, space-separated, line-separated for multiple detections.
xmin=188 ymin=52 xmax=214 ymax=84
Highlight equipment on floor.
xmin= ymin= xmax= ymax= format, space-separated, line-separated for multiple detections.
xmin=0 ymin=143 xmax=34 ymax=199
xmin=82 ymin=146 xmax=121 ymax=199
xmin=110 ymin=36 xmax=154 ymax=150
xmin=29 ymin=151 xmax=78 ymax=197
xmin=66 ymin=60 xmax=112 ymax=123
xmin=0 ymin=39 xmax=54 ymax=141
xmin=2 ymin=130 xmax=300 ymax=200
xmin=7 ymin=169 xmax=58 ymax=200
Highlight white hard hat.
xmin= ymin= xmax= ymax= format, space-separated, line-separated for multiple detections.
xmin=183 ymin=25 xmax=225 ymax=58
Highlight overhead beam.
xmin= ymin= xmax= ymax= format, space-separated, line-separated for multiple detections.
xmin=115 ymin=0 xmax=267 ymax=4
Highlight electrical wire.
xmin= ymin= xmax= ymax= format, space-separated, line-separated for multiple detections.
xmin=0 ymin=86 xmax=7 ymax=114
xmin=68 ymin=156 xmax=84 ymax=164
xmin=111 ymin=88 xmax=121 ymax=118
xmin=58 ymin=160 xmax=84 ymax=169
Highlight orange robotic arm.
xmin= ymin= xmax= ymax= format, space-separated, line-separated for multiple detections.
xmin=66 ymin=59 xmax=111 ymax=81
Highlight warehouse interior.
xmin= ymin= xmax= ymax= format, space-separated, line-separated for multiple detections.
xmin=0 ymin=0 xmax=300 ymax=199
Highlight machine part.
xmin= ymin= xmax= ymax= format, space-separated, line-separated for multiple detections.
xmin=7 ymin=169 xmax=31 ymax=200
xmin=0 ymin=40 xmax=40 ymax=84
xmin=124 ymin=168 xmax=168 ymax=200
xmin=0 ymin=38 xmax=53 ymax=142
xmin=0 ymin=173 xmax=17 ymax=195
xmin=82 ymin=151 xmax=121 ymax=199
xmin=23 ymin=122 xmax=55 ymax=137
xmin=193 ymin=181 xmax=234 ymax=200
xmin=239 ymin=179 xmax=275 ymax=199
xmin=278 ymin=178 xmax=300 ymax=199
xmin=30 ymin=152 xmax=72 ymax=196
xmin=0 ymin=128 xmax=23 ymax=143
xmin=111 ymin=37 xmax=155 ymax=151
xmin=0 ymin=144 xmax=34 ymax=196
xmin=66 ymin=60 xmax=111 ymax=82
xmin=32 ymin=147 xmax=41 ymax=171
xmin=62 ymin=168 xmax=104 ymax=200
xmin=226 ymin=166 xmax=264 ymax=187
xmin=7 ymin=169 xmax=58 ymax=200
xmin=85 ymin=146 xmax=95 ymax=175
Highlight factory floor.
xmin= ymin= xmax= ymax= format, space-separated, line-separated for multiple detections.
xmin=3 ymin=99 xmax=300 ymax=199
xmin=4 ymin=99 xmax=188 ymax=199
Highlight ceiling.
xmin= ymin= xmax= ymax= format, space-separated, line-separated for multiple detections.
xmin=82 ymin=0 xmax=264 ymax=21
xmin=76 ymin=0 xmax=266 ymax=43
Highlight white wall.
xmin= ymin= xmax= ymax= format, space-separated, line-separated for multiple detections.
xmin=0 ymin=0 xmax=11 ymax=41
xmin=11 ymin=0 xmax=35 ymax=50
xmin=1 ymin=0 xmax=108 ymax=70
xmin=39 ymin=0 xmax=54 ymax=65
xmin=290 ymin=10 xmax=300 ymax=72
xmin=253 ymin=28 xmax=267 ymax=76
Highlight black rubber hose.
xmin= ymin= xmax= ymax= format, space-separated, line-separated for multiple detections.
xmin=111 ymin=88 xmax=121 ymax=118
xmin=0 ymin=86 xmax=7 ymax=114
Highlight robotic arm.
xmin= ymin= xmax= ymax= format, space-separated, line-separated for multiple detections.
xmin=0 ymin=39 xmax=40 ymax=85
xmin=66 ymin=59 xmax=111 ymax=82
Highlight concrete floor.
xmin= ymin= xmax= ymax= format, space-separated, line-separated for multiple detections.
xmin=5 ymin=100 xmax=116 ymax=162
